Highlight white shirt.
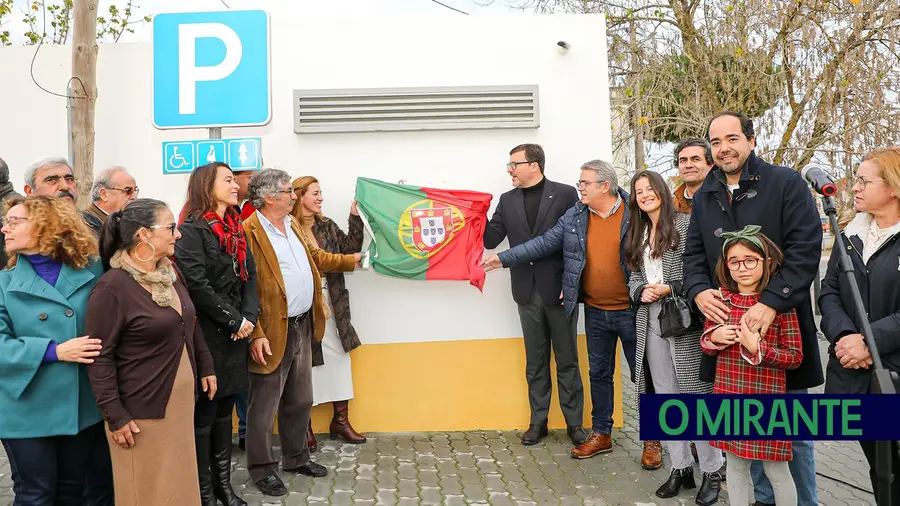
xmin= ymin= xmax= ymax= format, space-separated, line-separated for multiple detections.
xmin=257 ymin=211 xmax=315 ymax=317
xmin=643 ymin=242 xmax=664 ymax=284
xmin=863 ymin=218 xmax=900 ymax=264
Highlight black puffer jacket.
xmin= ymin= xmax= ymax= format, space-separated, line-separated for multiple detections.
xmin=174 ymin=217 xmax=259 ymax=397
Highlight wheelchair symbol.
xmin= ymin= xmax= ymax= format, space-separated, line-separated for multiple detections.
xmin=169 ymin=147 xmax=189 ymax=170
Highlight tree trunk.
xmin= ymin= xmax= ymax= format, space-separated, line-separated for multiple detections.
xmin=71 ymin=0 xmax=99 ymax=208
xmin=630 ymin=21 xmax=644 ymax=173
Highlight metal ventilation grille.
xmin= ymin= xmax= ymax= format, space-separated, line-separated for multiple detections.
xmin=292 ymin=85 xmax=540 ymax=134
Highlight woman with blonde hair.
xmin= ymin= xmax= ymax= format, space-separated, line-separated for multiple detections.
xmin=820 ymin=146 xmax=900 ymax=503
xmin=291 ymin=176 xmax=366 ymax=451
xmin=0 ymin=195 xmax=113 ymax=505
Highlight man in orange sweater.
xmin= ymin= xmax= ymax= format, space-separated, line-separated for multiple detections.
xmin=484 ymin=160 xmax=651 ymax=462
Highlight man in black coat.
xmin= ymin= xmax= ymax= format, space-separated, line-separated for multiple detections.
xmin=682 ymin=111 xmax=824 ymax=506
xmin=483 ymin=143 xmax=587 ymax=447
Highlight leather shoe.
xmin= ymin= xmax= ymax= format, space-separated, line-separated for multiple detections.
xmin=286 ymin=461 xmax=328 ymax=478
xmin=238 ymin=437 xmax=245 ymax=451
xmin=566 ymin=426 xmax=588 ymax=446
xmin=641 ymin=440 xmax=663 ymax=470
xmin=695 ymin=471 xmax=722 ymax=506
xmin=521 ymin=422 xmax=548 ymax=446
xmin=570 ymin=432 xmax=612 ymax=459
xmin=254 ymin=475 xmax=287 ymax=497
xmin=655 ymin=466 xmax=696 ymax=498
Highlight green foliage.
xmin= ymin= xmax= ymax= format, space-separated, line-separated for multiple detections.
xmin=0 ymin=0 xmax=150 ymax=46
xmin=639 ymin=48 xmax=784 ymax=143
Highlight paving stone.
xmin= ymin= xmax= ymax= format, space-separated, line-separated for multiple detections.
xmin=353 ymin=481 xmax=379 ymax=501
xmin=419 ymin=487 xmax=443 ymax=505
xmin=376 ymin=489 xmax=399 ymax=505
xmin=438 ymin=476 xmax=464 ymax=495
xmin=442 ymin=495 xmax=466 ymax=506
xmin=398 ymin=463 xmax=418 ymax=480
xmin=398 ymin=479 xmax=419 ymax=498
xmin=455 ymin=454 xmax=477 ymax=467
xmin=417 ymin=470 xmax=440 ymax=487
xmin=462 ymin=483 xmax=488 ymax=503
xmin=436 ymin=461 xmax=458 ymax=476
xmin=456 ymin=467 xmax=482 ymax=485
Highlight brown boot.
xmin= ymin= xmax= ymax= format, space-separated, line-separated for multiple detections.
xmin=307 ymin=423 xmax=318 ymax=453
xmin=329 ymin=400 xmax=366 ymax=444
xmin=570 ymin=432 xmax=612 ymax=459
xmin=641 ymin=440 xmax=663 ymax=470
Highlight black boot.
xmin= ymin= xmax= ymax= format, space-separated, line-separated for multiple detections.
xmin=195 ymin=427 xmax=217 ymax=506
xmin=655 ymin=467 xmax=696 ymax=499
xmin=211 ymin=416 xmax=248 ymax=506
xmin=695 ymin=471 xmax=722 ymax=506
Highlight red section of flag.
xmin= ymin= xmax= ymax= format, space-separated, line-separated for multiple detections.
xmin=419 ymin=186 xmax=493 ymax=291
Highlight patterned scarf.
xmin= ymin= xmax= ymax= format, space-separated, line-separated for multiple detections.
xmin=203 ymin=208 xmax=249 ymax=281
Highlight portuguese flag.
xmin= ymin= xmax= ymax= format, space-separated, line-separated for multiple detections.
xmin=355 ymin=177 xmax=493 ymax=291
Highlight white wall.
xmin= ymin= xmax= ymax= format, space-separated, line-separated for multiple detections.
xmin=0 ymin=10 xmax=611 ymax=345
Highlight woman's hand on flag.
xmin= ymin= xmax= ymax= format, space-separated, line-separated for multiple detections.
xmin=481 ymin=254 xmax=504 ymax=272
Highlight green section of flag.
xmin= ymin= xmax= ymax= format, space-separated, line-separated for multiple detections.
xmin=355 ymin=177 xmax=429 ymax=281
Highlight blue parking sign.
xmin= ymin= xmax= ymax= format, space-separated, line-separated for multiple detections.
xmin=152 ymin=10 xmax=272 ymax=129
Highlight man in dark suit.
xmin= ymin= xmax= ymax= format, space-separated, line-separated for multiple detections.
xmin=484 ymin=143 xmax=587 ymax=446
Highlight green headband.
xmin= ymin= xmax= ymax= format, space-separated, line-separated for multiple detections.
xmin=721 ymin=225 xmax=764 ymax=256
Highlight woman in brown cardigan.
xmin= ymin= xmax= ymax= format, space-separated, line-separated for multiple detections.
xmin=291 ymin=176 xmax=366 ymax=452
xmin=86 ymin=198 xmax=217 ymax=506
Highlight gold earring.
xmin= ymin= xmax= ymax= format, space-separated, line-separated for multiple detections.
xmin=133 ymin=241 xmax=156 ymax=262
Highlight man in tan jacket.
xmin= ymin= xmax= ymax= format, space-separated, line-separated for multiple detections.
xmin=243 ymin=168 xmax=361 ymax=497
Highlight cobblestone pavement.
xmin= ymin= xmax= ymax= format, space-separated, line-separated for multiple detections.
xmin=0 ymin=338 xmax=878 ymax=506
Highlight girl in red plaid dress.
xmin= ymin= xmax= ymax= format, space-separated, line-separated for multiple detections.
xmin=699 ymin=225 xmax=804 ymax=505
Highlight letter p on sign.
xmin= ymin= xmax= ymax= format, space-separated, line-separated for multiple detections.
xmin=152 ymin=10 xmax=272 ymax=129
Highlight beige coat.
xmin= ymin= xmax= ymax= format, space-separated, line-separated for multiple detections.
xmin=243 ymin=212 xmax=356 ymax=375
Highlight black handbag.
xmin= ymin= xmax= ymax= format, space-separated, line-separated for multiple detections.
xmin=658 ymin=293 xmax=699 ymax=338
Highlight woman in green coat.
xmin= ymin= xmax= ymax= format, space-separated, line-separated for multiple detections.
xmin=0 ymin=195 xmax=113 ymax=506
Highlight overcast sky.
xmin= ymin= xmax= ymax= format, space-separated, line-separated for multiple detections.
xmin=3 ymin=0 xmax=519 ymax=44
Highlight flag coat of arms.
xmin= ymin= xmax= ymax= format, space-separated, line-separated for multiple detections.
xmin=355 ymin=177 xmax=493 ymax=291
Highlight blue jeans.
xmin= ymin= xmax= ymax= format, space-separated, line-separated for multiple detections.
xmin=751 ymin=388 xmax=817 ymax=505
xmin=2 ymin=422 xmax=113 ymax=506
xmin=583 ymin=306 xmax=637 ymax=434
xmin=234 ymin=390 xmax=249 ymax=439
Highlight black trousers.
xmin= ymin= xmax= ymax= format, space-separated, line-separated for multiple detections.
xmin=860 ymin=440 xmax=900 ymax=506
xmin=2 ymin=422 xmax=114 ymax=506
xmin=516 ymin=290 xmax=583 ymax=426
xmin=195 ymin=393 xmax=237 ymax=429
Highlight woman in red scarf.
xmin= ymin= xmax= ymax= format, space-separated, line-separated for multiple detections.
xmin=175 ymin=162 xmax=260 ymax=506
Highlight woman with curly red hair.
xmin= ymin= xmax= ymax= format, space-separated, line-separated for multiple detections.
xmin=0 ymin=195 xmax=114 ymax=506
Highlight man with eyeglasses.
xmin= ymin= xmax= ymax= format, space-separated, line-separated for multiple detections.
xmin=85 ymin=166 xmax=139 ymax=223
xmin=20 ymin=157 xmax=116 ymax=502
xmin=23 ymin=157 xmax=104 ymax=238
xmin=682 ymin=111 xmax=824 ymax=506
xmin=483 ymin=143 xmax=585 ymax=448
xmin=483 ymin=159 xmax=641 ymax=461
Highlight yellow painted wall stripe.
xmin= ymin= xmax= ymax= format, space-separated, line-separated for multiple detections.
xmin=304 ymin=335 xmax=624 ymax=434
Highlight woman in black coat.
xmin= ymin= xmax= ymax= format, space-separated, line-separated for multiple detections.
xmin=175 ymin=162 xmax=259 ymax=506
xmin=819 ymin=147 xmax=900 ymax=503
